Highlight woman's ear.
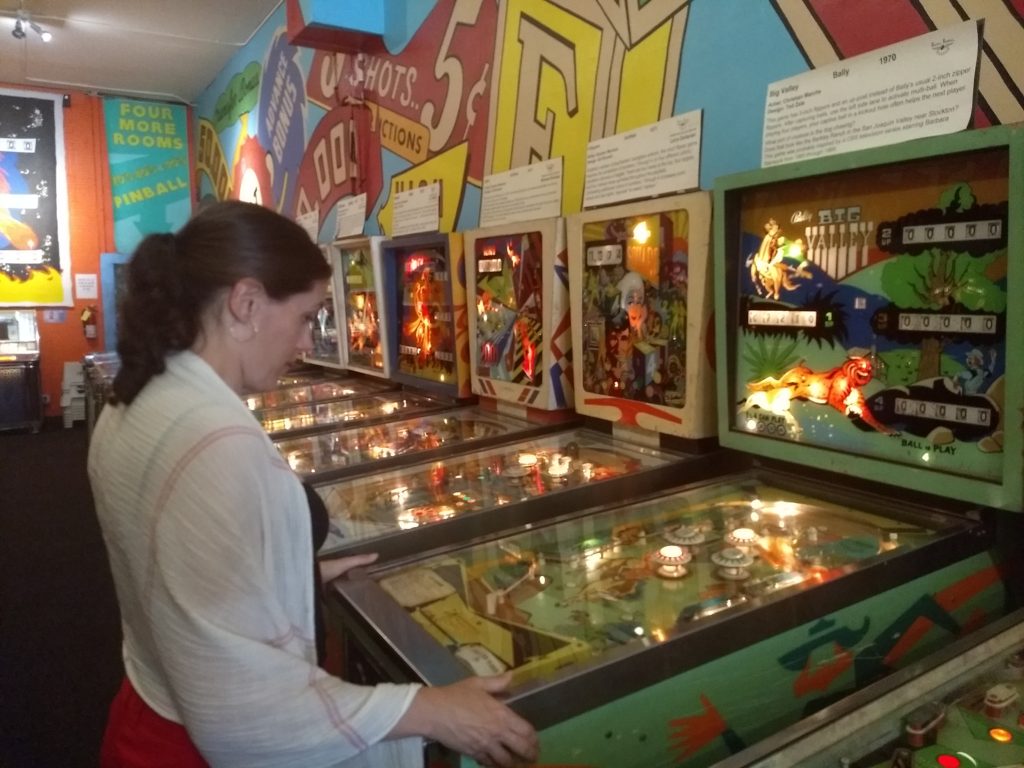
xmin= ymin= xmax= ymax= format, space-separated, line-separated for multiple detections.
xmin=226 ymin=277 xmax=267 ymax=325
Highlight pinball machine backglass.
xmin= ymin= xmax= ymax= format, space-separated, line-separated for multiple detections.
xmin=715 ymin=124 xmax=1022 ymax=511
xmin=464 ymin=217 xmax=573 ymax=411
xmin=568 ymin=191 xmax=717 ymax=442
xmin=333 ymin=235 xmax=392 ymax=378
xmin=381 ymin=232 xmax=472 ymax=400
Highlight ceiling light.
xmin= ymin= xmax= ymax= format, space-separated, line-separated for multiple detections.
xmin=11 ymin=9 xmax=51 ymax=42
xmin=29 ymin=21 xmax=51 ymax=42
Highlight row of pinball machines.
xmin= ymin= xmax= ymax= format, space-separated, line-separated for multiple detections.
xmin=312 ymin=123 xmax=1023 ymax=768
xmin=285 ymin=191 xmax=723 ymax=559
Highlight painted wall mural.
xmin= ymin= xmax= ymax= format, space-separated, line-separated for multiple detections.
xmin=195 ymin=1 xmax=1023 ymax=242
xmin=772 ymin=0 xmax=1024 ymax=128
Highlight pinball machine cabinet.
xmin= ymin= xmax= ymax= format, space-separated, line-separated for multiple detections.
xmin=0 ymin=310 xmax=43 ymax=433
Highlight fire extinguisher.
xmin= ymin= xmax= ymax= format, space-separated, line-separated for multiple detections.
xmin=80 ymin=305 xmax=98 ymax=340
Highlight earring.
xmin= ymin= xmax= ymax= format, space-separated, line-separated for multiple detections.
xmin=251 ymin=323 xmax=260 ymax=336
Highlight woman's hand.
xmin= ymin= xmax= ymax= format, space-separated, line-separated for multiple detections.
xmin=391 ymin=672 xmax=538 ymax=767
xmin=317 ymin=552 xmax=378 ymax=584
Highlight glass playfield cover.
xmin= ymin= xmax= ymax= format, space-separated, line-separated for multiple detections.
xmin=331 ymin=469 xmax=982 ymax=730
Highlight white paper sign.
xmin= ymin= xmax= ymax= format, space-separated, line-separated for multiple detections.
xmin=762 ymin=20 xmax=980 ymax=167
xmin=335 ymin=194 xmax=367 ymax=239
xmin=480 ymin=159 xmax=563 ymax=228
xmin=583 ymin=110 xmax=702 ymax=209
xmin=75 ymin=273 xmax=98 ymax=300
xmin=296 ymin=209 xmax=320 ymax=242
xmin=392 ymin=183 xmax=441 ymax=237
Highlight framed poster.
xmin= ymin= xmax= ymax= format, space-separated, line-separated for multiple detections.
xmin=0 ymin=88 xmax=72 ymax=307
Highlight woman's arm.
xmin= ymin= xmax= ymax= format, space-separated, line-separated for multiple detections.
xmin=389 ymin=673 xmax=538 ymax=768
xmin=318 ymin=552 xmax=378 ymax=583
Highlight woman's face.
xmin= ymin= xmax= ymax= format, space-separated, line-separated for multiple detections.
xmin=243 ymin=279 xmax=328 ymax=392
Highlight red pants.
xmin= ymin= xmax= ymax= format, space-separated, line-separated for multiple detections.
xmin=100 ymin=677 xmax=209 ymax=768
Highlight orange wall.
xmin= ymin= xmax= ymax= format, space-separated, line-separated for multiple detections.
xmin=2 ymin=87 xmax=115 ymax=418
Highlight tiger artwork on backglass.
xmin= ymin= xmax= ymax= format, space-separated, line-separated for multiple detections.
xmin=734 ymin=148 xmax=1008 ymax=482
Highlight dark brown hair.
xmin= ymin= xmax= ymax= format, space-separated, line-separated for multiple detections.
xmin=111 ymin=201 xmax=331 ymax=405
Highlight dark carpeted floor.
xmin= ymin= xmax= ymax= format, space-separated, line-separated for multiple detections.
xmin=1 ymin=420 xmax=123 ymax=768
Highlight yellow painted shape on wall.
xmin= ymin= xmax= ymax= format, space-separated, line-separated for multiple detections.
xmin=0 ymin=268 xmax=65 ymax=304
xmin=617 ymin=22 xmax=672 ymax=133
xmin=367 ymin=102 xmax=430 ymax=165
xmin=197 ymin=117 xmax=231 ymax=201
xmin=377 ymin=141 xmax=468 ymax=236
xmin=490 ymin=0 xmax=603 ymax=214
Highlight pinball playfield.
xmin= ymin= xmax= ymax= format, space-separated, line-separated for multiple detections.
xmin=332 ymin=469 xmax=1002 ymax=767
xmin=275 ymin=404 xmax=574 ymax=480
xmin=315 ymin=426 xmax=691 ymax=561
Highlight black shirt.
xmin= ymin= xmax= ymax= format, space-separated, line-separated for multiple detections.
xmin=302 ymin=483 xmax=330 ymax=667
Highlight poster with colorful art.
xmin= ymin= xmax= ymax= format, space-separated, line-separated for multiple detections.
xmin=0 ymin=88 xmax=71 ymax=307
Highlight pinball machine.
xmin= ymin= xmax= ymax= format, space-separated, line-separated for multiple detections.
xmin=244 ymin=365 xmax=394 ymax=412
xmin=276 ymin=403 xmax=569 ymax=480
xmin=83 ymin=350 xmax=121 ymax=438
xmin=255 ymin=388 xmax=451 ymax=442
xmin=325 ymin=126 xmax=1022 ymax=767
xmin=277 ymin=230 xmax=570 ymax=482
xmin=260 ymin=235 xmax=464 ymax=452
xmin=244 ymin=368 xmax=401 ymax=439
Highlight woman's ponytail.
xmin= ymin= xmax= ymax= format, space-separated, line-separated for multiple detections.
xmin=111 ymin=233 xmax=198 ymax=405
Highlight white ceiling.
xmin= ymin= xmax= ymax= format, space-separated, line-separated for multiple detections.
xmin=0 ymin=0 xmax=282 ymax=104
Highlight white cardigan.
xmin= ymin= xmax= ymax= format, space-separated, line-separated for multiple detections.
xmin=89 ymin=351 xmax=421 ymax=767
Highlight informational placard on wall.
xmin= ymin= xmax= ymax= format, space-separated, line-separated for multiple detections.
xmin=480 ymin=159 xmax=563 ymax=228
xmin=582 ymin=110 xmax=702 ymax=210
xmin=74 ymin=273 xmax=98 ymax=300
xmin=335 ymin=193 xmax=367 ymax=239
xmin=762 ymin=20 xmax=980 ymax=167
xmin=392 ymin=183 xmax=441 ymax=237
